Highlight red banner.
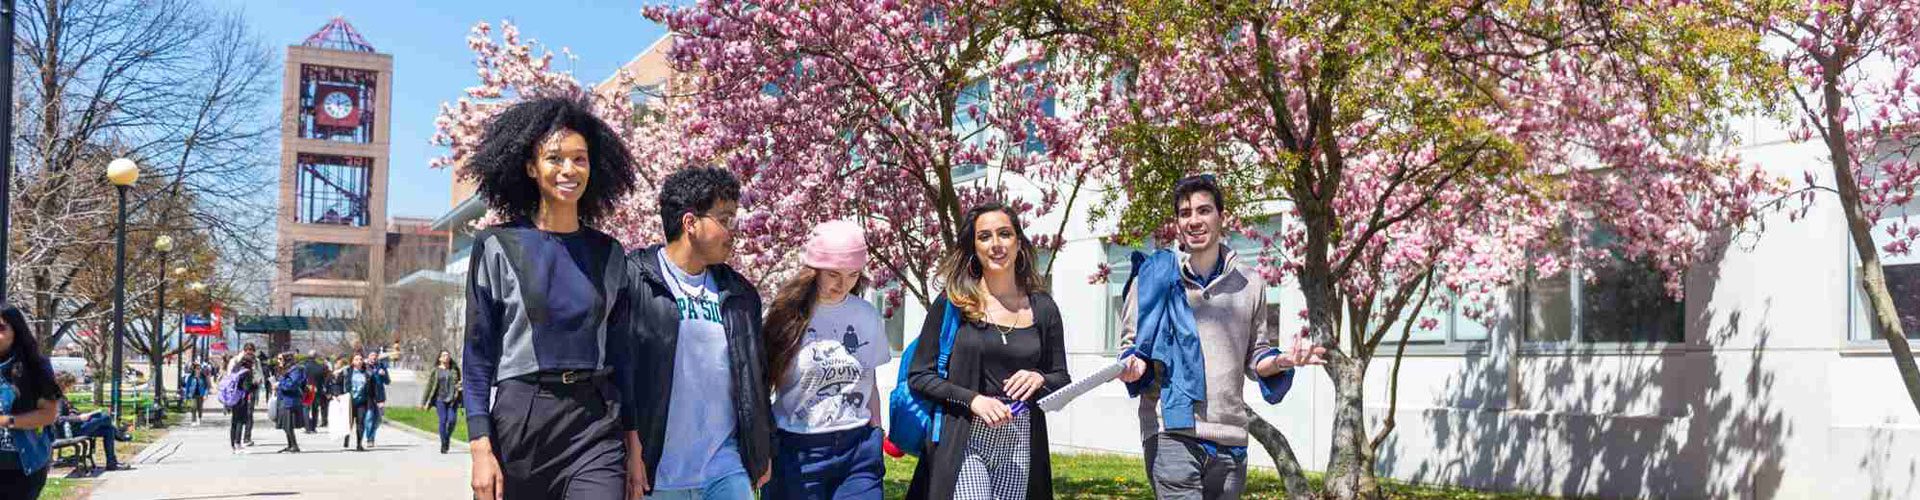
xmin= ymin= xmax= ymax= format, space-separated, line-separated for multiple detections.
xmin=313 ymin=84 xmax=362 ymax=128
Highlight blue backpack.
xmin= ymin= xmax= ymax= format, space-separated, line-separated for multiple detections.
xmin=886 ymin=301 xmax=960 ymax=457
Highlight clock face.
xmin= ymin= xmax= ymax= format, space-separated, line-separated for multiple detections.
xmin=322 ymin=91 xmax=355 ymax=120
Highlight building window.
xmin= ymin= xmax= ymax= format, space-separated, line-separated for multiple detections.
xmin=952 ymin=77 xmax=991 ymax=181
xmin=295 ymin=154 xmax=373 ymax=227
xmin=298 ymin=65 xmax=378 ymax=143
xmin=1850 ymin=202 xmax=1920 ymax=341
xmin=872 ymin=287 xmax=908 ymax=353
xmin=1523 ymin=226 xmax=1684 ymax=343
xmin=292 ymin=243 xmax=370 ymax=281
xmin=1015 ymin=60 xmax=1054 ymax=154
xmin=1381 ymin=293 xmax=1493 ymax=345
xmin=290 ymin=295 xmax=361 ymax=317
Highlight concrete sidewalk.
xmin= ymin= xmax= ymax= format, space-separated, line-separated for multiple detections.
xmin=89 ymin=383 xmax=471 ymax=499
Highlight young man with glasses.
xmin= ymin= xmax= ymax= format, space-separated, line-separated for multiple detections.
xmin=619 ymin=167 xmax=774 ymax=500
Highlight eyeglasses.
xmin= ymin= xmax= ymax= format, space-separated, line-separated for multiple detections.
xmin=691 ymin=211 xmax=738 ymax=231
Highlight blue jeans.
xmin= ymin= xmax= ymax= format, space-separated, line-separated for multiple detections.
xmin=646 ymin=470 xmax=753 ymax=500
xmin=70 ymin=413 xmax=118 ymax=466
xmin=360 ymin=406 xmax=381 ymax=442
xmin=763 ymin=426 xmax=883 ymax=500
xmin=432 ymin=401 xmax=458 ymax=450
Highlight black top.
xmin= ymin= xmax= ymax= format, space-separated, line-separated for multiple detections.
xmin=970 ymin=324 xmax=1043 ymax=399
xmin=905 ymin=295 xmax=1071 ymax=500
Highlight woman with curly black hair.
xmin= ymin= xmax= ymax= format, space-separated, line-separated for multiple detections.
xmin=461 ymin=96 xmax=641 ymax=500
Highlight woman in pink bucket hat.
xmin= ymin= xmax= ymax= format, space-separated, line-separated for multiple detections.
xmin=758 ymin=219 xmax=890 ymax=500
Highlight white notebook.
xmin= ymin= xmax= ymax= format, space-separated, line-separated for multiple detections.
xmin=1036 ymin=358 xmax=1129 ymax=413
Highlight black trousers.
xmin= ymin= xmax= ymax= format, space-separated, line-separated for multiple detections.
xmin=229 ymin=401 xmax=253 ymax=447
xmin=491 ymin=377 xmax=626 ymax=500
xmin=0 ymin=466 xmax=48 ymax=500
xmin=312 ymin=397 xmax=330 ymax=428
xmin=346 ymin=400 xmax=365 ymax=449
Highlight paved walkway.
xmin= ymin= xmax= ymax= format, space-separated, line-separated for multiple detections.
xmin=89 ymin=371 xmax=472 ymax=500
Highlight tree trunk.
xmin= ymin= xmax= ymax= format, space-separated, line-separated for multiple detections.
xmin=1248 ymin=415 xmax=1315 ymax=500
xmin=1820 ymin=61 xmax=1920 ymax=416
xmin=1323 ymin=358 xmax=1384 ymax=500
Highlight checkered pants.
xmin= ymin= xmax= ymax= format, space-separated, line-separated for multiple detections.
xmin=955 ymin=410 xmax=1033 ymax=500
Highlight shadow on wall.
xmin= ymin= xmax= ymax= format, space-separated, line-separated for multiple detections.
xmin=1375 ymin=242 xmax=1802 ymax=499
xmin=1860 ymin=426 xmax=1919 ymax=500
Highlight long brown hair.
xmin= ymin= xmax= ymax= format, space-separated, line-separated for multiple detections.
xmin=940 ymin=202 xmax=1047 ymax=323
xmin=763 ymin=267 xmax=869 ymax=387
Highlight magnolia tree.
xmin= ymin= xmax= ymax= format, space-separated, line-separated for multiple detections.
xmin=1762 ymin=0 xmax=1920 ymax=415
xmin=642 ymin=0 xmax=1107 ymax=307
xmin=432 ymin=21 xmax=687 ymax=250
xmin=1050 ymin=1 xmax=1783 ymax=498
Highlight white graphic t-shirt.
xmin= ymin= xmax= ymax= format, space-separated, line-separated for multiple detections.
xmin=772 ymin=295 xmax=891 ymax=434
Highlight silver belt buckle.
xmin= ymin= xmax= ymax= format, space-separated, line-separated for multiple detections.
xmin=561 ymin=371 xmax=580 ymax=384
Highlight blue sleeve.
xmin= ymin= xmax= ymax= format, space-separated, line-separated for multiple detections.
xmin=462 ymin=234 xmax=504 ymax=440
xmin=1252 ymin=350 xmax=1294 ymax=404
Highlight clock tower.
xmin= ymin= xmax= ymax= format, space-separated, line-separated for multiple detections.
xmin=272 ymin=17 xmax=394 ymax=352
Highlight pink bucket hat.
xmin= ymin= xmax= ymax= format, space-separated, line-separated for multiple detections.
xmin=804 ymin=220 xmax=869 ymax=270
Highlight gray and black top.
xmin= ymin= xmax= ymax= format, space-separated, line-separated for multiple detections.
xmin=461 ymin=221 xmax=633 ymax=439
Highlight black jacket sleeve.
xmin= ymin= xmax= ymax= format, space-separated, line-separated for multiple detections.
xmin=605 ymin=255 xmax=639 ymax=433
xmin=1031 ymin=295 xmax=1073 ymax=401
xmin=907 ymin=299 xmax=978 ymax=407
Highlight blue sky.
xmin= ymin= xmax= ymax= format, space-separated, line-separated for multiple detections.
xmin=215 ymin=0 xmax=671 ymax=219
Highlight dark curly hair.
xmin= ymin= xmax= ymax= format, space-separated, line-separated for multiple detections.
xmin=1 ymin=303 xmax=62 ymax=415
xmin=1171 ymin=173 xmax=1227 ymax=214
xmin=658 ymin=167 xmax=741 ymax=242
xmin=469 ymin=97 xmax=636 ymax=225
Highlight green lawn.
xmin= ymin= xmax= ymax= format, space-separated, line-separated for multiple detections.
xmin=882 ymin=453 xmax=1550 ymax=499
xmin=381 ymin=412 xmax=1546 ymax=499
xmin=42 ymin=477 xmax=75 ymax=499
xmin=384 ymin=406 xmax=466 ymax=442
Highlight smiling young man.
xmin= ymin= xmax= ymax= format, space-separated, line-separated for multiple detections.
xmin=1117 ymin=174 xmax=1328 ymax=500
xmin=620 ymin=167 xmax=774 ymax=500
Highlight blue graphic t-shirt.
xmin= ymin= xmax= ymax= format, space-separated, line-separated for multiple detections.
xmin=654 ymin=249 xmax=742 ymax=490
xmin=772 ymin=296 xmax=890 ymax=434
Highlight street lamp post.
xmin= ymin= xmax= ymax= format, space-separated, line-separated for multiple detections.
xmin=188 ymin=282 xmax=206 ymax=381
xmin=106 ymin=158 xmax=137 ymax=446
xmin=171 ymin=266 xmax=186 ymax=407
xmin=150 ymin=234 xmax=174 ymax=427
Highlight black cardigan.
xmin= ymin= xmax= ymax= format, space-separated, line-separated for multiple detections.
xmin=905 ymin=293 xmax=1072 ymax=500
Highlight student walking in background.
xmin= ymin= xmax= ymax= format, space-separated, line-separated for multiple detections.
xmin=274 ymin=353 xmax=308 ymax=454
xmin=420 ymin=351 xmax=461 ymax=454
xmin=905 ymin=202 xmax=1072 ymax=500
xmin=760 ymin=221 xmax=889 ymax=500
xmin=223 ymin=356 xmax=258 ymax=453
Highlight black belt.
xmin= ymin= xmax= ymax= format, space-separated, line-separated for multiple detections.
xmin=519 ymin=369 xmax=611 ymax=386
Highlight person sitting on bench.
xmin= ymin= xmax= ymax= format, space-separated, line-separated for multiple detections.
xmin=53 ymin=373 xmax=130 ymax=468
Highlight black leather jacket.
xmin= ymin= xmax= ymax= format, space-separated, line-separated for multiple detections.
xmin=616 ymin=245 xmax=773 ymax=490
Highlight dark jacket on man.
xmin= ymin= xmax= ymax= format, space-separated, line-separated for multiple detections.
xmin=617 ymin=245 xmax=773 ymax=491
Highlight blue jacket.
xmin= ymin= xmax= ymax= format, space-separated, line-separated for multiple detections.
xmin=0 ymin=359 xmax=53 ymax=474
xmin=348 ymin=367 xmax=389 ymax=405
xmin=276 ymin=366 xmax=308 ymax=409
xmin=1123 ymin=249 xmax=1210 ymax=431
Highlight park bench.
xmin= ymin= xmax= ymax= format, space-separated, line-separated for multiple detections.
xmin=48 ymin=424 xmax=97 ymax=472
